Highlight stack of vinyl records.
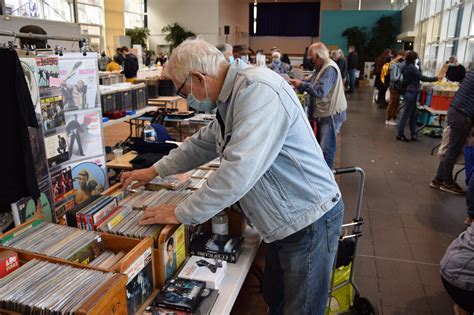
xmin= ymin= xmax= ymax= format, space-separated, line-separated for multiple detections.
xmin=97 ymin=206 xmax=164 ymax=244
xmin=186 ymin=178 xmax=208 ymax=190
xmin=190 ymin=169 xmax=216 ymax=179
xmin=2 ymin=221 xmax=104 ymax=265
xmin=119 ymin=190 xmax=193 ymax=210
xmin=145 ymin=173 xmax=192 ymax=191
xmin=0 ymin=259 xmax=114 ymax=314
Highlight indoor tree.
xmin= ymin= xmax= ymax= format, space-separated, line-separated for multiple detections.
xmin=161 ymin=23 xmax=195 ymax=51
xmin=342 ymin=26 xmax=369 ymax=71
xmin=125 ymin=27 xmax=150 ymax=48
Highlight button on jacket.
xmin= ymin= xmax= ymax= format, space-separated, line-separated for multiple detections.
xmin=153 ymin=60 xmax=341 ymax=243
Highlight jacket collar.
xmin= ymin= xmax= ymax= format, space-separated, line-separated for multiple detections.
xmin=218 ymin=59 xmax=249 ymax=103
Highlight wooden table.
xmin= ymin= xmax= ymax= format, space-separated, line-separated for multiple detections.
xmin=106 ymin=151 xmax=137 ymax=170
xmin=148 ymin=96 xmax=183 ymax=110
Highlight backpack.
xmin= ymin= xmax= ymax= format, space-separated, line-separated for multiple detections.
xmin=392 ymin=62 xmax=405 ymax=93
xmin=380 ymin=62 xmax=391 ymax=87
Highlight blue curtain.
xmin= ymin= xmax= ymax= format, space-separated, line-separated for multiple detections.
xmin=249 ymin=2 xmax=320 ymax=37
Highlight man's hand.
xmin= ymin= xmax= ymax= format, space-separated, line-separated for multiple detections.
xmin=289 ymin=78 xmax=302 ymax=88
xmin=120 ymin=166 xmax=157 ymax=190
xmin=139 ymin=205 xmax=179 ymax=225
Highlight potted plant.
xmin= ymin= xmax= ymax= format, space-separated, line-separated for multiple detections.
xmin=161 ymin=23 xmax=196 ymax=51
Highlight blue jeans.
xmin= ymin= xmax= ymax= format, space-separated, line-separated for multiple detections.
xmin=467 ymin=172 xmax=474 ymax=218
xmin=334 ymin=111 xmax=347 ymax=134
xmin=397 ymin=89 xmax=419 ymax=137
xmin=348 ymin=69 xmax=356 ymax=92
xmin=263 ymin=200 xmax=344 ymax=315
xmin=317 ymin=116 xmax=337 ymax=169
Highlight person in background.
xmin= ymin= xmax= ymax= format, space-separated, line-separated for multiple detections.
xmin=271 ymin=46 xmax=291 ymax=65
xmin=331 ymin=49 xmax=348 ymax=84
xmin=98 ymin=51 xmax=110 ymax=71
xmin=446 ymin=56 xmax=466 ymax=83
xmin=114 ymin=47 xmax=124 ymax=66
xmin=396 ymin=51 xmax=439 ymax=142
xmin=439 ymin=61 xmax=450 ymax=79
xmin=430 ymin=69 xmax=474 ymax=195
xmin=121 ymin=46 xmax=139 ymax=82
xmin=144 ymin=50 xmax=153 ymax=67
xmin=121 ymin=38 xmax=344 ymax=315
xmin=106 ymin=55 xmax=122 ymax=72
xmin=374 ymin=48 xmax=392 ymax=107
xmin=155 ymin=52 xmax=167 ymax=66
xmin=216 ymin=43 xmax=234 ymax=63
xmin=268 ymin=51 xmax=290 ymax=75
xmin=347 ymin=45 xmax=358 ymax=93
xmin=439 ymin=222 xmax=474 ymax=315
xmin=385 ymin=50 xmax=406 ymax=126
xmin=290 ymin=42 xmax=347 ymax=169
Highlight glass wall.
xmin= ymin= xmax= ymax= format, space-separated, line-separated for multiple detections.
xmin=4 ymin=0 xmax=73 ymax=22
xmin=415 ymin=0 xmax=473 ymax=75
xmin=124 ymin=0 xmax=145 ymax=29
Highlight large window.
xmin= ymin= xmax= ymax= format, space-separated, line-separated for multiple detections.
xmin=249 ymin=2 xmax=320 ymax=37
xmin=77 ymin=0 xmax=104 ymax=25
xmin=124 ymin=0 xmax=145 ymax=29
xmin=4 ymin=0 xmax=73 ymax=22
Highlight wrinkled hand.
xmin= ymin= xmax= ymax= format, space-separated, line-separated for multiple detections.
xmin=120 ymin=167 xmax=157 ymax=190
xmin=289 ymin=79 xmax=302 ymax=88
xmin=139 ymin=205 xmax=179 ymax=225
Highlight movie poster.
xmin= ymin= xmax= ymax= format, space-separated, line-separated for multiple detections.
xmin=68 ymin=156 xmax=108 ymax=205
xmin=59 ymin=54 xmax=99 ymax=111
xmin=44 ymin=130 xmax=69 ymax=168
xmin=64 ymin=109 xmax=103 ymax=161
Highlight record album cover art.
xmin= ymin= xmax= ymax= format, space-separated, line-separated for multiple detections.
xmin=51 ymin=167 xmax=74 ymax=205
xmin=20 ymin=58 xmax=40 ymax=107
xmin=36 ymin=56 xmax=60 ymax=89
xmin=64 ymin=109 xmax=103 ymax=161
xmin=44 ymin=130 xmax=69 ymax=168
xmin=69 ymin=156 xmax=107 ymax=205
xmin=126 ymin=249 xmax=153 ymax=314
xmin=59 ymin=54 xmax=99 ymax=111
xmin=163 ymin=225 xmax=186 ymax=281
xmin=40 ymin=91 xmax=65 ymax=132
xmin=10 ymin=181 xmax=54 ymax=225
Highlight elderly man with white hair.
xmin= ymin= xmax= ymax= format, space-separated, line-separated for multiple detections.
xmin=121 ymin=38 xmax=344 ymax=315
xmin=290 ymin=42 xmax=347 ymax=169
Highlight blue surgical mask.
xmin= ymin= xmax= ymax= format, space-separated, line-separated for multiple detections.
xmin=186 ymin=75 xmax=216 ymax=112
xmin=229 ymin=56 xmax=235 ymax=64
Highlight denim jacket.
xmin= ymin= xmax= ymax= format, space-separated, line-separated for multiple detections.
xmin=153 ymin=60 xmax=341 ymax=243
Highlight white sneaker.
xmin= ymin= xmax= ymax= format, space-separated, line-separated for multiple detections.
xmin=387 ymin=120 xmax=397 ymax=126
xmin=385 ymin=120 xmax=390 ymax=125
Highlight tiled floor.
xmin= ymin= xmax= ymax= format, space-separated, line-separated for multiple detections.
xmin=231 ymin=87 xmax=468 ymax=314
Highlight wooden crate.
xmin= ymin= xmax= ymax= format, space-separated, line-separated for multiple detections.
xmin=0 ymin=248 xmax=128 ymax=315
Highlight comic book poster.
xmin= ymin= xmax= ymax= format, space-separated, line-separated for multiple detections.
xmin=40 ymin=88 xmax=65 ymax=132
xmin=36 ymin=56 xmax=60 ymax=91
xmin=68 ymin=156 xmax=108 ymax=205
xmin=44 ymin=129 xmax=69 ymax=168
xmin=59 ymin=53 xmax=99 ymax=111
xmin=51 ymin=167 xmax=74 ymax=205
xmin=64 ymin=109 xmax=103 ymax=161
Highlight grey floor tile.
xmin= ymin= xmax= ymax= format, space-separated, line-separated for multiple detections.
xmin=410 ymin=242 xmax=450 ymax=265
xmin=375 ymin=258 xmax=421 ymax=283
xmin=353 ymin=275 xmax=382 ymax=312
xmin=373 ymin=239 xmax=414 ymax=261
xmin=417 ymin=264 xmax=443 ymax=288
xmin=353 ymin=255 xmax=377 ymax=278
xmin=423 ymin=284 xmax=455 ymax=315
xmin=383 ymin=306 xmax=432 ymax=315
xmin=378 ymin=279 xmax=431 ymax=311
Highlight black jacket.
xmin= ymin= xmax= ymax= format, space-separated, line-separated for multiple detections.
xmin=402 ymin=64 xmax=437 ymax=91
xmin=122 ymin=54 xmax=139 ymax=79
xmin=335 ymin=57 xmax=348 ymax=79
xmin=347 ymin=51 xmax=358 ymax=70
xmin=451 ymin=70 xmax=474 ymax=119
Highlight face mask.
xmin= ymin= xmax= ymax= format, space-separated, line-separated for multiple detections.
xmin=186 ymin=75 xmax=217 ymax=112
xmin=449 ymin=63 xmax=456 ymax=66
xmin=272 ymin=59 xmax=280 ymax=64
xmin=229 ymin=56 xmax=235 ymax=64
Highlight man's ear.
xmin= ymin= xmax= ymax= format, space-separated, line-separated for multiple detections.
xmin=190 ymin=71 xmax=206 ymax=83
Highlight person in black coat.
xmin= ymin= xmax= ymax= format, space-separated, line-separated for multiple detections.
xmin=396 ymin=51 xmax=440 ymax=142
xmin=331 ymin=49 xmax=348 ymax=83
xmin=445 ymin=56 xmax=466 ymax=82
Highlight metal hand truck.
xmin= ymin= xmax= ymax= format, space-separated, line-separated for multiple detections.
xmin=326 ymin=167 xmax=378 ymax=315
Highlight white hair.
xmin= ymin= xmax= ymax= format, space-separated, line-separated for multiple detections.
xmin=168 ymin=38 xmax=227 ymax=84
xmin=272 ymin=51 xmax=281 ymax=59
xmin=216 ymin=43 xmax=233 ymax=55
xmin=309 ymin=42 xmax=329 ymax=61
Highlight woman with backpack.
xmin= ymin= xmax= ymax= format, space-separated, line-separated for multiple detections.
xmin=385 ymin=50 xmax=406 ymax=126
xmin=396 ymin=51 xmax=440 ymax=142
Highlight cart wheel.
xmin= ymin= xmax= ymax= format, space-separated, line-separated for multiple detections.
xmin=351 ymin=296 xmax=379 ymax=315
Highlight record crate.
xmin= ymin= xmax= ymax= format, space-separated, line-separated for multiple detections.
xmin=102 ymin=184 xmax=189 ymax=288
xmin=0 ymin=247 xmax=128 ymax=315
xmin=1 ymin=219 xmax=161 ymax=314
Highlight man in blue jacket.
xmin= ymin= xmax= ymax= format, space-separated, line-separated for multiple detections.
xmin=121 ymin=39 xmax=343 ymax=315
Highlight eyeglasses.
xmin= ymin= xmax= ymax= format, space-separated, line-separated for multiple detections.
xmin=176 ymin=75 xmax=190 ymax=98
